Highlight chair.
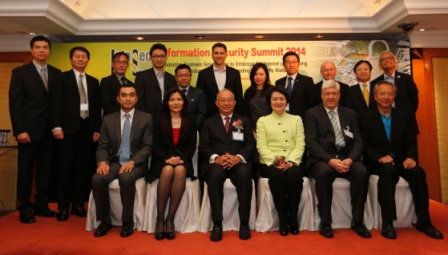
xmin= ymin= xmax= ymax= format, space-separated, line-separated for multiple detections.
xmin=86 ymin=177 xmax=146 ymax=231
xmin=311 ymin=177 xmax=374 ymax=229
xmin=368 ymin=175 xmax=417 ymax=229
xmin=142 ymin=178 xmax=201 ymax=233
xmin=255 ymin=177 xmax=316 ymax=232
xmin=197 ymin=179 xmax=257 ymax=232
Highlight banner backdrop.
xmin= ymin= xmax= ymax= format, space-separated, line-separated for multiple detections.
xmin=49 ymin=40 xmax=410 ymax=90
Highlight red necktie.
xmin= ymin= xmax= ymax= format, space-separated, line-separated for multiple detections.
xmin=224 ymin=116 xmax=231 ymax=133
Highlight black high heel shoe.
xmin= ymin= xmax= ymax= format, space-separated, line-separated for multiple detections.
xmin=155 ymin=220 xmax=165 ymax=240
xmin=165 ymin=220 xmax=176 ymax=240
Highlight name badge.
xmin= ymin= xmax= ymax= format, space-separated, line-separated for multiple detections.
xmin=343 ymin=126 xmax=353 ymax=139
xmin=80 ymin=103 xmax=89 ymax=111
xmin=232 ymin=131 xmax=244 ymax=141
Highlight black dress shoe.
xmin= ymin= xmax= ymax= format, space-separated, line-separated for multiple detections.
xmin=165 ymin=220 xmax=176 ymax=240
xmin=120 ymin=222 xmax=134 ymax=237
xmin=94 ymin=220 xmax=112 ymax=237
xmin=381 ymin=222 xmax=397 ymax=239
xmin=289 ymin=224 xmax=300 ymax=235
xmin=210 ymin=225 xmax=223 ymax=242
xmin=279 ymin=223 xmax=289 ymax=236
xmin=71 ymin=205 xmax=87 ymax=217
xmin=56 ymin=210 xmax=69 ymax=221
xmin=19 ymin=209 xmax=36 ymax=224
xmin=416 ymin=224 xmax=444 ymax=239
xmin=239 ymin=224 xmax=251 ymax=240
xmin=35 ymin=205 xmax=56 ymax=217
xmin=155 ymin=220 xmax=165 ymax=240
xmin=351 ymin=222 xmax=371 ymax=238
xmin=319 ymin=223 xmax=334 ymax=238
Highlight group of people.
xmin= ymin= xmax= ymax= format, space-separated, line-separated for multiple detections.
xmin=9 ymin=35 xmax=443 ymax=243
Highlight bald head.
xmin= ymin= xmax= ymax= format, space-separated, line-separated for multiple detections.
xmin=379 ymin=51 xmax=397 ymax=75
xmin=216 ymin=89 xmax=236 ymax=115
xmin=320 ymin=61 xmax=337 ymax=81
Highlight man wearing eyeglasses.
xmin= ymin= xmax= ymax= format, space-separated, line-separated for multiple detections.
xmin=100 ymin=51 xmax=134 ymax=116
xmin=135 ymin=43 xmax=177 ymax=117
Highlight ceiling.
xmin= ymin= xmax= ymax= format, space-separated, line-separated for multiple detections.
xmin=0 ymin=0 xmax=447 ymax=49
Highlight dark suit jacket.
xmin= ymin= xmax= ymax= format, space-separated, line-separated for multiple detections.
xmin=196 ymin=65 xmax=243 ymax=117
xmin=9 ymin=62 xmax=61 ymax=141
xmin=313 ymin=80 xmax=350 ymax=108
xmin=184 ymin=86 xmax=207 ymax=129
xmin=360 ymin=108 xmax=417 ymax=166
xmin=304 ymin=104 xmax=363 ymax=167
xmin=134 ymin=68 xmax=177 ymax=115
xmin=275 ymin=74 xmax=315 ymax=118
xmin=199 ymin=114 xmax=254 ymax=177
xmin=149 ymin=114 xmax=197 ymax=182
xmin=345 ymin=83 xmax=375 ymax=116
xmin=96 ymin=110 xmax=153 ymax=172
xmin=100 ymin=74 xmax=135 ymax=116
xmin=51 ymin=70 xmax=101 ymax=135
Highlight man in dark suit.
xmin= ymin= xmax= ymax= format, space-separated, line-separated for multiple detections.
xmin=371 ymin=51 xmax=419 ymax=131
xmin=175 ymin=64 xmax=207 ymax=129
xmin=346 ymin=60 xmax=375 ymax=115
xmin=199 ymin=89 xmax=254 ymax=242
xmin=51 ymin=46 xmax=101 ymax=221
xmin=305 ymin=81 xmax=370 ymax=239
xmin=92 ymin=84 xmax=152 ymax=238
xmin=100 ymin=51 xmax=134 ymax=116
xmin=9 ymin=35 xmax=61 ymax=223
xmin=197 ymin=42 xmax=243 ymax=118
xmin=312 ymin=60 xmax=350 ymax=107
xmin=360 ymin=81 xmax=443 ymax=239
xmin=275 ymin=51 xmax=315 ymax=118
xmin=135 ymin=43 xmax=177 ymax=116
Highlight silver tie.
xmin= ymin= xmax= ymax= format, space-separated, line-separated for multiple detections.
xmin=40 ymin=67 xmax=48 ymax=91
xmin=329 ymin=110 xmax=345 ymax=150
xmin=78 ymin=73 xmax=89 ymax=119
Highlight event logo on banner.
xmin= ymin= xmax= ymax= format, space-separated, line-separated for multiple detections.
xmin=49 ymin=40 xmax=410 ymax=90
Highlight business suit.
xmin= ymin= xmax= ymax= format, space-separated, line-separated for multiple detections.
xmin=196 ymin=65 xmax=243 ymax=117
xmin=312 ymin=80 xmax=350 ymax=108
xmin=51 ymin=69 xmax=101 ymax=211
xmin=360 ymin=108 xmax=430 ymax=225
xmin=100 ymin=74 xmax=134 ymax=116
xmin=305 ymin=104 xmax=369 ymax=226
xmin=149 ymin=114 xmax=197 ymax=182
xmin=371 ymin=72 xmax=419 ymax=131
xmin=92 ymin=110 xmax=153 ymax=224
xmin=134 ymin=68 xmax=177 ymax=116
xmin=275 ymin=74 xmax=315 ymax=118
xmin=9 ymin=62 xmax=61 ymax=211
xmin=345 ymin=83 xmax=375 ymax=115
xmin=199 ymin=114 xmax=254 ymax=225
xmin=182 ymin=86 xmax=207 ymax=129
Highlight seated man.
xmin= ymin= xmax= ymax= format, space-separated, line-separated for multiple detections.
xmin=91 ymin=84 xmax=153 ymax=238
xmin=360 ymin=81 xmax=443 ymax=239
xmin=199 ymin=89 xmax=254 ymax=241
xmin=305 ymin=81 xmax=370 ymax=239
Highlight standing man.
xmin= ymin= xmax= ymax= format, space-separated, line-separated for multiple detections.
xmin=346 ymin=60 xmax=375 ymax=115
xmin=135 ymin=43 xmax=176 ymax=117
xmin=275 ymin=51 xmax=315 ymax=118
xmin=9 ymin=35 xmax=61 ymax=223
xmin=371 ymin=51 xmax=419 ymax=131
xmin=100 ymin=51 xmax=134 ymax=116
xmin=360 ymin=81 xmax=443 ymax=239
xmin=199 ymin=89 xmax=254 ymax=242
xmin=312 ymin=60 xmax=349 ymax=107
xmin=92 ymin=84 xmax=152 ymax=238
xmin=305 ymin=81 xmax=370 ymax=239
xmin=51 ymin=46 xmax=101 ymax=221
xmin=197 ymin=42 xmax=243 ymax=118
xmin=175 ymin=64 xmax=207 ymax=129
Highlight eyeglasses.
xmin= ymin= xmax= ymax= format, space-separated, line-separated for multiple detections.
xmin=151 ymin=55 xmax=166 ymax=59
xmin=113 ymin=61 xmax=129 ymax=65
xmin=380 ymin=56 xmax=395 ymax=62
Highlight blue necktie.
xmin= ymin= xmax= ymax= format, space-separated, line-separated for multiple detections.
xmin=286 ymin=77 xmax=293 ymax=96
xmin=119 ymin=113 xmax=131 ymax=164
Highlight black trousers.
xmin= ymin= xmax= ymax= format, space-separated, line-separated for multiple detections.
xmin=310 ymin=161 xmax=369 ymax=225
xmin=259 ymin=163 xmax=306 ymax=226
xmin=205 ymin=163 xmax=252 ymax=225
xmin=17 ymin=131 xmax=53 ymax=210
xmin=91 ymin=163 xmax=145 ymax=224
xmin=56 ymin=118 xmax=95 ymax=211
xmin=368 ymin=162 xmax=430 ymax=226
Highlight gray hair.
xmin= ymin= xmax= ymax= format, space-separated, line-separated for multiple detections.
xmin=321 ymin=80 xmax=340 ymax=92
